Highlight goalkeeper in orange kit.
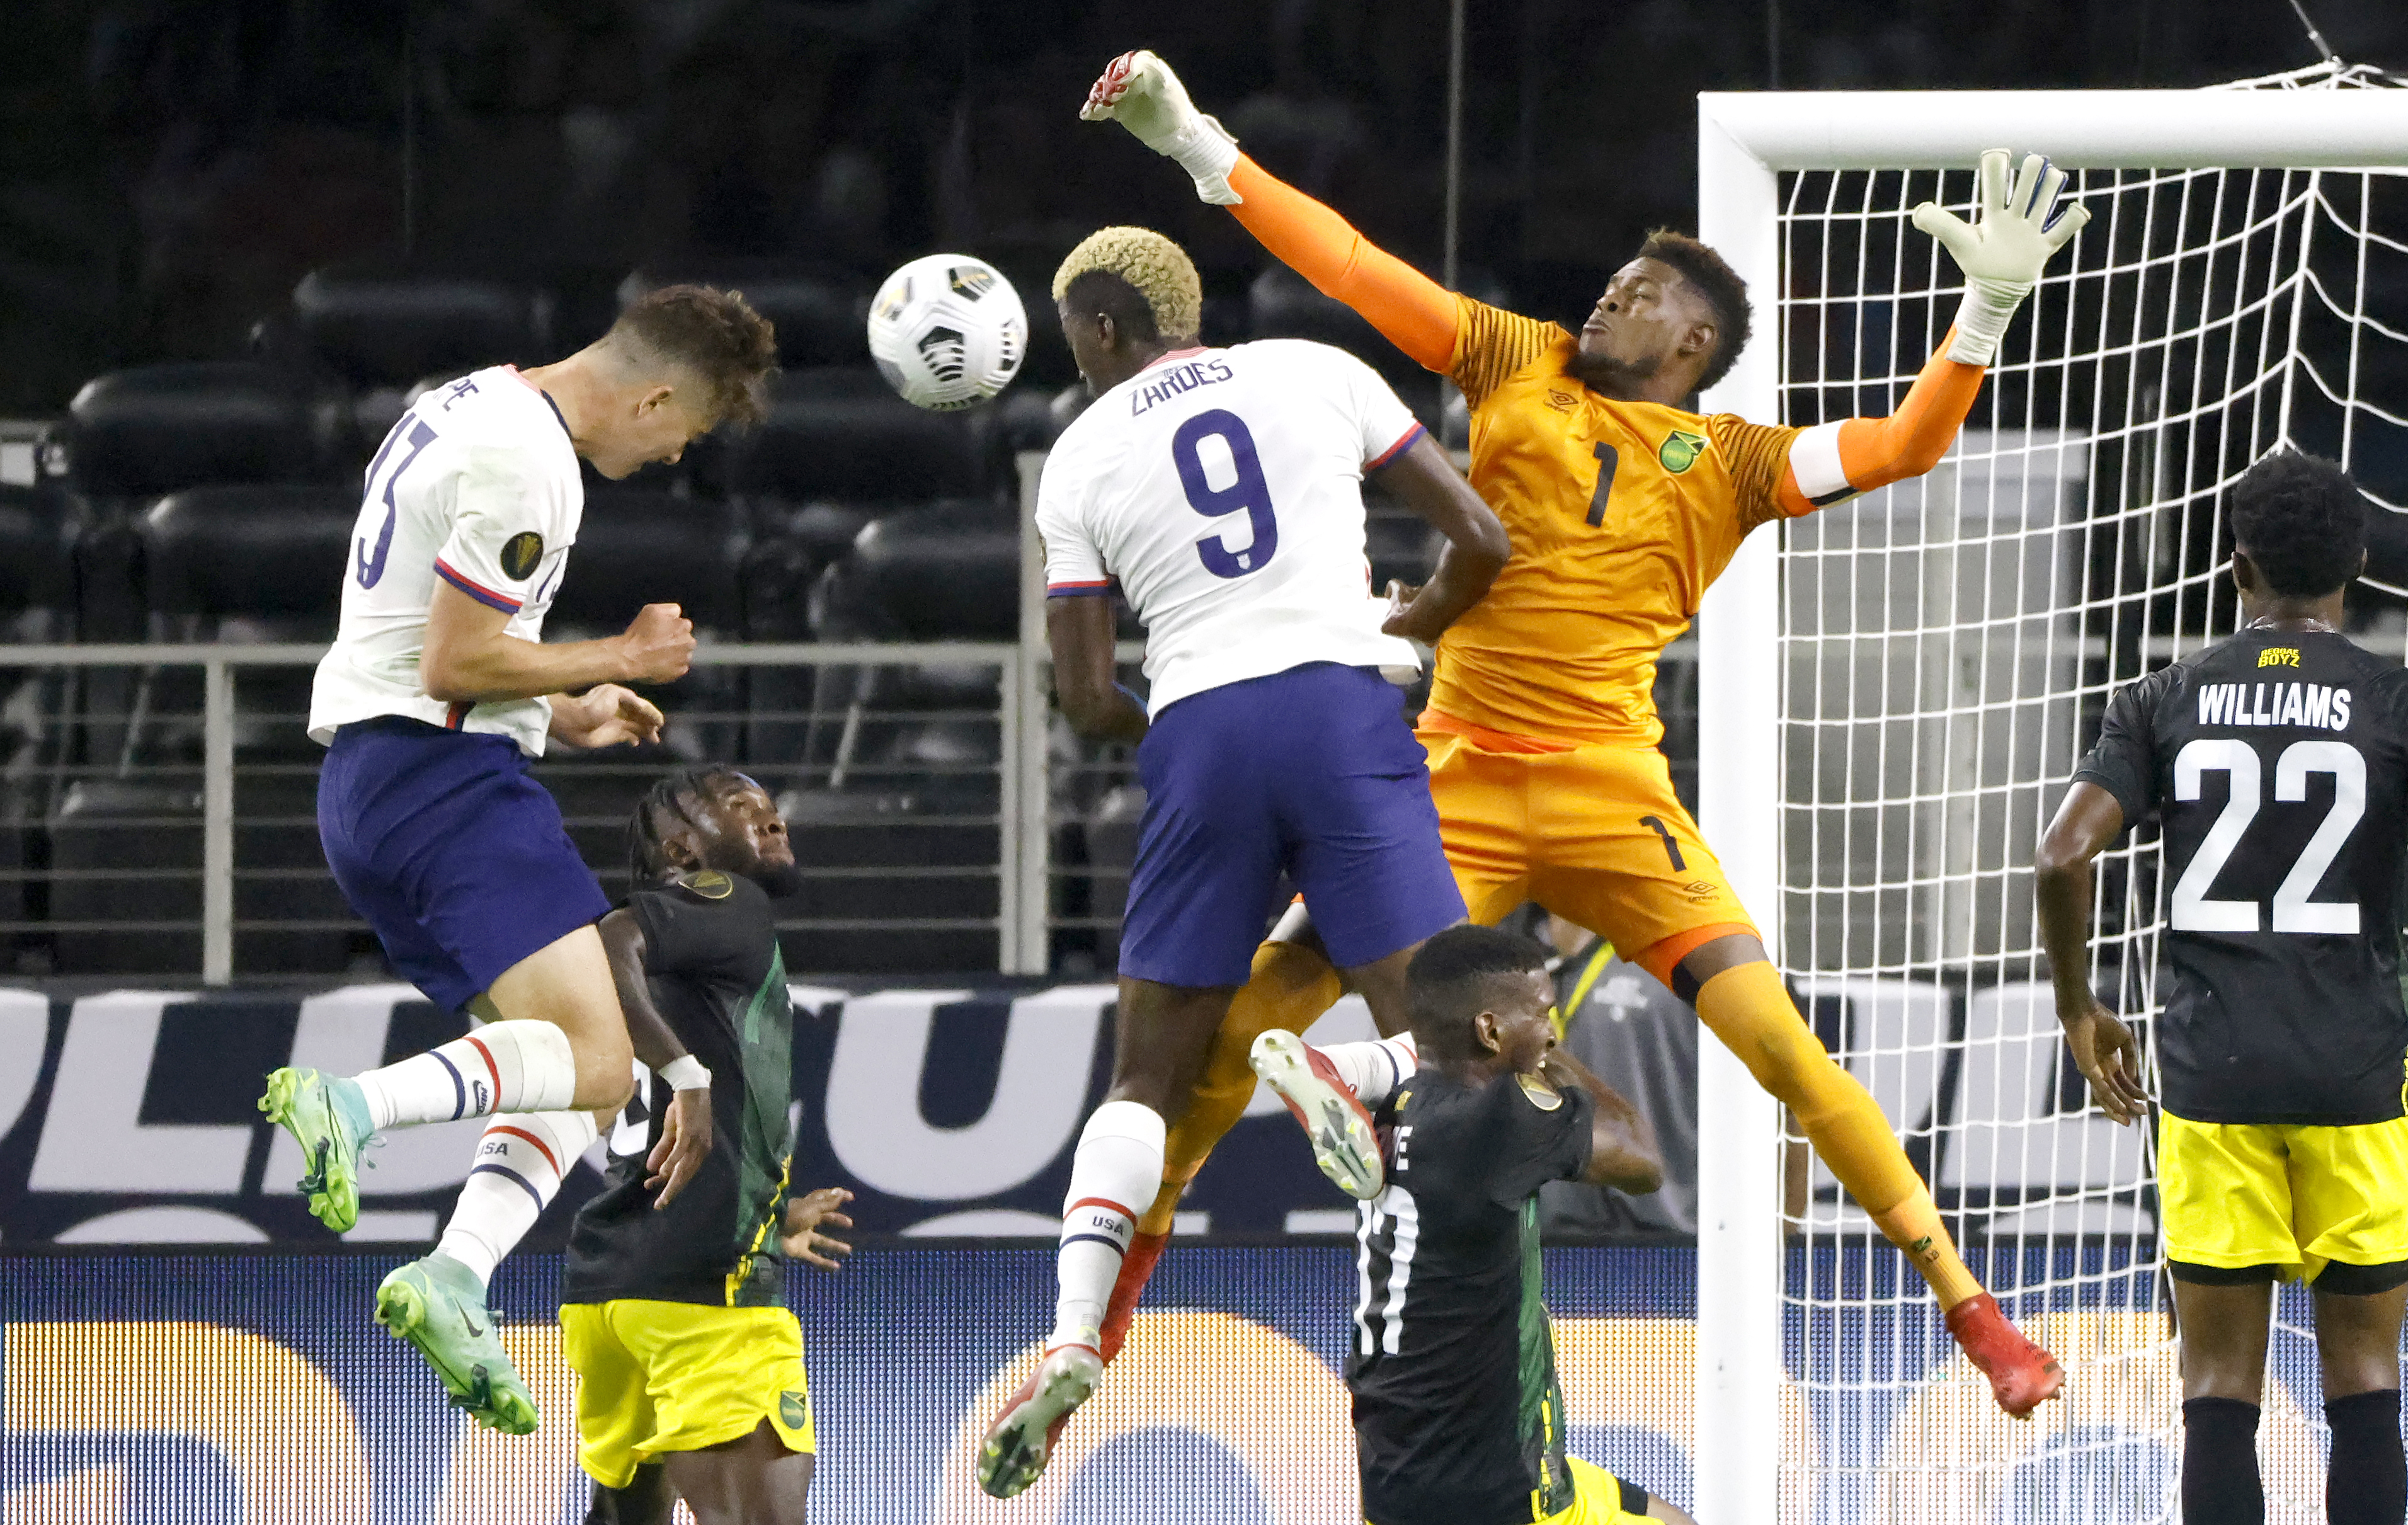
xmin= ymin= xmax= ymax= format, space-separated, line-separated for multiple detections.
xmin=1080 ymin=49 xmax=2089 ymax=1417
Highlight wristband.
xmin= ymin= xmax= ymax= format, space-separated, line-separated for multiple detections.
xmin=660 ymin=1055 xmax=712 ymax=1092
xmin=1946 ymin=277 xmax=2032 ymax=366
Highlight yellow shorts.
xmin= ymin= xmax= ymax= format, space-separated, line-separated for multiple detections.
xmin=559 ymin=1299 xmax=815 ymax=1489
xmin=2159 ymin=1110 xmax=2408 ymax=1283
xmin=1420 ymin=726 xmax=1754 ymax=969
xmin=1366 ymin=1458 xmax=1637 ymax=1525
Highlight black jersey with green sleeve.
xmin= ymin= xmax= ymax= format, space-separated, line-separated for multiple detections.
xmin=562 ymin=869 xmax=796 ymax=1306
xmin=2072 ymin=628 xmax=2408 ymax=1124
xmin=1349 ymin=1065 xmax=1596 ymax=1525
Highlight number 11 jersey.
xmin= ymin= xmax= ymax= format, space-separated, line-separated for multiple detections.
xmin=2074 ymin=627 xmax=2408 ymax=1124
xmin=1037 ymin=339 xmax=1427 ymax=714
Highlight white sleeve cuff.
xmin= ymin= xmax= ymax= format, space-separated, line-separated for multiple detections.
xmin=1790 ymin=421 xmax=1856 ymax=508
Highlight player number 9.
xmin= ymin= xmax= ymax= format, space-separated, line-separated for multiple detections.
xmin=1172 ymin=409 xmax=1279 ymax=579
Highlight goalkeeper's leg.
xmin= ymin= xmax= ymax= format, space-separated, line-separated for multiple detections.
xmin=1100 ymin=925 xmax=1345 ymax=1362
xmin=1648 ymin=928 xmax=2065 ymax=1418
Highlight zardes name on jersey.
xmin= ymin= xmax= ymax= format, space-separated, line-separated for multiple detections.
xmin=1036 ymin=338 xmax=1426 ymax=715
xmin=2074 ymin=628 xmax=2408 ymax=1126
xmin=308 ymin=365 xmax=584 ymax=757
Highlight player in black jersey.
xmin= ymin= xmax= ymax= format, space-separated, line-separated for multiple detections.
xmin=1257 ymin=924 xmax=1692 ymax=1524
xmin=564 ymin=767 xmax=854 ymax=1525
xmin=2036 ymin=452 xmax=2408 ymax=1525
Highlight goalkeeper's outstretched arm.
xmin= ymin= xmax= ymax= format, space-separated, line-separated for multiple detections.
xmin=1785 ymin=151 xmax=2089 ymax=516
xmin=1081 ymin=50 xmax=1460 ymax=372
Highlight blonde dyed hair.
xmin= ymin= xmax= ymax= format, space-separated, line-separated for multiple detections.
xmin=1051 ymin=226 xmax=1202 ymax=341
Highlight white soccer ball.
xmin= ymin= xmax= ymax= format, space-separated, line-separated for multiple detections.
xmin=866 ymin=254 xmax=1026 ymax=411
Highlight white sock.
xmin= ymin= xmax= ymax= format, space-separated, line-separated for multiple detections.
xmin=435 ymin=1110 xmax=598 ymax=1289
xmin=1051 ymin=1100 xmax=1165 ymax=1351
xmin=1316 ymin=1034 xmax=1419 ymax=1107
xmin=353 ymin=1019 xmax=579 ymax=1130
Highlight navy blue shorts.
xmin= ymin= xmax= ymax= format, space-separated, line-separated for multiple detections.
xmin=318 ymin=717 xmax=610 ymax=1013
xmin=1122 ymin=662 xmax=1464 ymax=988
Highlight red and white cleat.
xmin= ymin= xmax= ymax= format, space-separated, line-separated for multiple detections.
xmin=1099 ymin=1230 xmax=1170 ymax=1365
xmin=976 ymin=1342 xmax=1103 ymax=1499
xmin=1250 ymin=1030 xmax=1384 ymax=1199
xmin=1946 ymin=1293 xmax=2065 ymax=1419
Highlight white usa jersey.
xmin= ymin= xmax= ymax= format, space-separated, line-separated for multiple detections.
xmin=308 ymin=365 xmax=583 ymax=757
xmin=1037 ymin=338 xmax=1425 ymax=714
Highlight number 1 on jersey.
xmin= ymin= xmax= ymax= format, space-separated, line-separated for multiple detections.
xmin=1173 ymin=408 xmax=1279 ymax=578
xmin=1586 ymin=442 xmax=1619 ymax=528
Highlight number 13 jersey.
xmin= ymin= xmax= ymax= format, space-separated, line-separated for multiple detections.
xmin=2075 ymin=627 xmax=2408 ymax=1124
xmin=1037 ymin=339 xmax=1426 ymax=714
xmin=308 ymin=365 xmax=584 ymax=758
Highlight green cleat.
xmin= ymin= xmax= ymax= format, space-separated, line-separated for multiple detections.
xmin=375 ymin=1254 xmax=539 ymax=1436
xmin=258 ymin=1066 xmax=375 ymax=1233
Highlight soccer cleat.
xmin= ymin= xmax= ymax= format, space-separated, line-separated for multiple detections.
xmin=1946 ymin=1292 xmax=2065 ymax=1419
xmin=375 ymin=1253 xmax=539 ymax=1436
xmin=977 ymin=1342 xmax=1102 ymax=1499
xmin=1098 ymin=1230 xmax=1170 ymax=1364
xmin=1249 ymin=1030 xmax=1384 ymax=1199
xmin=258 ymin=1066 xmax=375 ymax=1233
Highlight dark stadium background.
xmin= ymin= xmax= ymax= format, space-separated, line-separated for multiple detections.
xmin=3 ymin=1 xmax=2402 ymax=416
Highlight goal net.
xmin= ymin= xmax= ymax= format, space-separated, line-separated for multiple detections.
xmin=1696 ymin=64 xmax=2408 ymax=1524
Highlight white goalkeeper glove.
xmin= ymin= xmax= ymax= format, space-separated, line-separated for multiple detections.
xmin=1080 ymin=50 xmax=1242 ymax=206
xmin=1912 ymin=149 xmax=2090 ymax=366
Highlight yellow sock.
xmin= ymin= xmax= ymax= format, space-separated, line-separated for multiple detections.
xmin=1136 ymin=938 xmax=1344 ymax=1237
xmin=1692 ymin=959 xmax=1983 ymax=1311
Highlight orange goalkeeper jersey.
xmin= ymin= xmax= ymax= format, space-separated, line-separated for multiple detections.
xmin=1432 ymin=299 xmax=1799 ymax=747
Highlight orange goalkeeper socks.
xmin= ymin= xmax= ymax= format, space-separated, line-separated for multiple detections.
xmin=1135 ymin=937 xmax=1345 ymax=1237
xmin=1692 ymin=959 xmax=1982 ymax=1311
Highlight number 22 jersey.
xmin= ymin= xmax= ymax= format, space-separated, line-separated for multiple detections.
xmin=1036 ymin=339 xmax=1426 ymax=714
xmin=2074 ymin=627 xmax=2408 ymax=1124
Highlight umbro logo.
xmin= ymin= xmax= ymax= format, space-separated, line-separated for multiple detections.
xmin=1544 ymin=389 xmax=1577 ymax=413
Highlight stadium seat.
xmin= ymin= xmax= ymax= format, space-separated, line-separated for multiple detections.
xmin=66 ymin=363 xmax=316 ymax=500
xmin=722 ymin=368 xmax=990 ymax=505
xmin=47 ymin=778 xmax=200 ymax=975
xmin=143 ymin=485 xmax=355 ymax=636
xmin=798 ymin=501 xmax=1016 ymax=785
xmin=775 ymin=784 xmax=999 ymax=974
xmin=618 ymin=266 xmax=871 ymax=369
xmin=838 ymin=500 xmax=1018 ymax=642
xmin=0 ymin=485 xmax=72 ymax=625
xmin=1939 ymin=981 xmax=2152 ymax=1237
xmin=292 ymin=270 xmax=552 ymax=391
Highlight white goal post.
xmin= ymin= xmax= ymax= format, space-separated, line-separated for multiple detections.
xmin=1692 ymin=78 xmax=2408 ymax=1524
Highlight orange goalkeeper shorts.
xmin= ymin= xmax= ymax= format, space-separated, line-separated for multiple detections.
xmin=1418 ymin=716 xmax=1757 ymax=969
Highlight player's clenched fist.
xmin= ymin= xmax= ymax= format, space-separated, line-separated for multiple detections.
xmin=618 ymin=602 xmax=694 ymax=683
xmin=1080 ymin=50 xmax=1242 ymax=205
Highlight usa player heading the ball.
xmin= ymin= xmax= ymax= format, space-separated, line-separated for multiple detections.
xmin=260 ymin=285 xmax=777 ymax=1432
xmin=976 ymin=227 xmax=1510 ymax=1497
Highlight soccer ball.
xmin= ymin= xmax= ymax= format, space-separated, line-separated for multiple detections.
xmin=866 ymin=254 xmax=1026 ymax=411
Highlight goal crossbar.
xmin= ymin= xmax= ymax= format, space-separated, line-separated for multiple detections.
xmin=1702 ymin=88 xmax=2408 ymax=171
